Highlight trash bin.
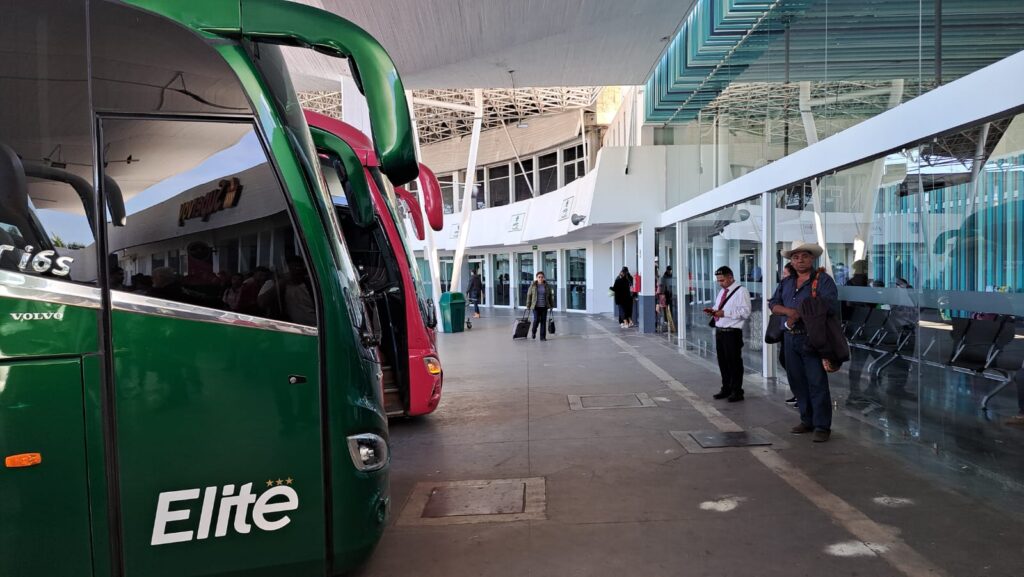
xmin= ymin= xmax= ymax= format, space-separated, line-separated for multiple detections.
xmin=439 ymin=292 xmax=466 ymax=333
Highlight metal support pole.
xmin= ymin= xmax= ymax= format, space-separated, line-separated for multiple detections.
xmin=449 ymin=89 xmax=484 ymax=296
xmin=935 ymin=0 xmax=943 ymax=86
xmin=761 ymin=192 xmax=776 ymax=379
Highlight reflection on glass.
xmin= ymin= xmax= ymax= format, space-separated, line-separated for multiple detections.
xmin=684 ymin=198 xmax=763 ymax=371
xmin=764 ymin=110 xmax=1024 ymax=490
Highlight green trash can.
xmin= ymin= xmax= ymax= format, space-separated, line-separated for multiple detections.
xmin=439 ymin=292 xmax=466 ymax=333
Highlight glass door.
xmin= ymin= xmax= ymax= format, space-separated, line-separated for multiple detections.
xmin=516 ymin=252 xmax=534 ymax=307
xmin=468 ymin=256 xmax=486 ymax=304
xmin=492 ymin=254 xmax=510 ymax=306
xmin=541 ymin=250 xmax=558 ymax=309
xmin=566 ymin=249 xmax=586 ymax=310
xmin=439 ymin=257 xmax=454 ymax=293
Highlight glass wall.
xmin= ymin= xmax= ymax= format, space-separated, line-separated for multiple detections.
xmin=763 ymin=109 xmax=1024 ymax=486
xmin=659 ymin=0 xmax=1024 ymax=206
xmin=683 ymin=197 xmax=764 ymax=373
xmin=516 ymin=252 xmax=534 ymax=307
xmin=566 ymin=248 xmax=587 ymax=310
xmin=655 ymin=225 xmax=678 ymax=334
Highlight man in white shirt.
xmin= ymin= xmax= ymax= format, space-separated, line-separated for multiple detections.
xmin=707 ymin=266 xmax=752 ymax=402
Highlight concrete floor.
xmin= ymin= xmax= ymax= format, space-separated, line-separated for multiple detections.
xmin=352 ymin=311 xmax=1024 ymax=577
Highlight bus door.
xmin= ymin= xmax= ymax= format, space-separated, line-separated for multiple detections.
xmin=98 ymin=115 xmax=326 ymax=576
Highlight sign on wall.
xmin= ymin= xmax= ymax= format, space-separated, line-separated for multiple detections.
xmin=178 ymin=177 xmax=243 ymax=226
xmin=558 ymin=196 xmax=575 ymax=221
xmin=509 ymin=213 xmax=526 ymax=232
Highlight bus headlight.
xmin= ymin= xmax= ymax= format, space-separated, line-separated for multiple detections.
xmin=424 ymin=356 xmax=442 ymax=375
xmin=347 ymin=433 xmax=389 ymax=472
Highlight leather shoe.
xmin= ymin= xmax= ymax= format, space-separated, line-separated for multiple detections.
xmin=812 ymin=430 xmax=831 ymax=443
xmin=727 ymin=393 xmax=744 ymax=403
xmin=712 ymin=391 xmax=731 ymax=400
xmin=790 ymin=423 xmax=813 ymax=434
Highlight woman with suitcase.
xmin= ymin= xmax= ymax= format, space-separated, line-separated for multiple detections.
xmin=527 ymin=271 xmax=556 ymax=341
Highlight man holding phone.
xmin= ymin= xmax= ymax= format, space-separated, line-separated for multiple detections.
xmin=707 ymin=266 xmax=751 ymax=402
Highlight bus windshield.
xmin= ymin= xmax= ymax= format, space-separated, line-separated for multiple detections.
xmin=368 ymin=167 xmax=431 ymax=319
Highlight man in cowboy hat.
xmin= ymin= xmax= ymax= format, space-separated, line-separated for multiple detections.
xmin=769 ymin=240 xmax=839 ymax=442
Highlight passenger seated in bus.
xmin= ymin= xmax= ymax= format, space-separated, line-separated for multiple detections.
xmin=222 ymin=273 xmax=244 ymax=311
xmin=110 ymin=267 xmax=126 ymax=291
xmin=237 ymin=266 xmax=273 ymax=315
xmin=281 ymin=257 xmax=316 ymax=326
xmin=149 ymin=267 xmax=185 ymax=302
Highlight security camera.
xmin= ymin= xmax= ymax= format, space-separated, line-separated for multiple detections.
xmin=571 ymin=213 xmax=586 ymax=226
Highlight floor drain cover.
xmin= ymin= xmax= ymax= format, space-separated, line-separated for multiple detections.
xmin=422 ymin=482 xmax=526 ymax=517
xmin=568 ymin=392 xmax=657 ymax=410
xmin=398 ymin=478 xmax=547 ymax=526
xmin=689 ymin=430 xmax=773 ymax=448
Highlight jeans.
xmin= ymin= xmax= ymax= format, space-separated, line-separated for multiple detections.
xmin=783 ymin=332 xmax=832 ymax=431
xmin=532 ymin=307 xmax=549 ymax=339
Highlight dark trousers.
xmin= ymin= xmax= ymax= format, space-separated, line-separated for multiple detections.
xmin=783 ymin=332 xmax=832 ymax=431
xmin=715 ymin=329 xmax=745 ymax=394
xmin=618 ymin=299 xmax=633 ymax=322
xmin=532 ymin=307 xmax=549 ymax=339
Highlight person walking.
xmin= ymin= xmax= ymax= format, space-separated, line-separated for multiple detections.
xmin=611 ymin=267 xmax=634 ymax=328
xmin=467 ymin=269 xmax=483 ymax=318
xmin=526 ymin=271 xmax=555 ymax=341
xmin=706 ymin=266 xmax=751 ymax=402
xmin=769 ymin=241 xmax=839 ymax=442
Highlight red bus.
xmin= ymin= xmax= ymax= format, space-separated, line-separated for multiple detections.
xmin=305 ymin=111 xmax=445 ymax=416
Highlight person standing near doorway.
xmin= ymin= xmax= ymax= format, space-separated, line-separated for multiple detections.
xmin=527 ymin=271 xmax=555 ymax=341
xmin=467 ymin=269 xmax=483 ymax=318
xmin=611 ymin=267 xmax=634 ymax=328
xmin=707 ymin=266 xmax=751 ymax=402
xmin=769 ymin=241 xmax=839 ymax=443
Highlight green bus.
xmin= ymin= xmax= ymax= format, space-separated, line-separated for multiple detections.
xmin=0 ymin=1 xmax=418 ymax=575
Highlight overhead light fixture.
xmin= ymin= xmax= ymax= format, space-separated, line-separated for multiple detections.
xmin=43 ymin=144 xmax=66 ymax=169
xmin=516 ymin=119 xmax=529 ymax=129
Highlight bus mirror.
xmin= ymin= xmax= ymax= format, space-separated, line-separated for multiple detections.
xmin=311 ymin=128 xmax=375 ymax=228
xmin=417 ymin=164 xmax=444 ymax=232
xmin=394 ymin=186 xmax=425 ymax=241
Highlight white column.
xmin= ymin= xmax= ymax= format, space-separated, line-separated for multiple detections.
xmin=405 ymin=90 xmax=444 ymax=327
xmin=675 ymin=222 xmax=687 ymax=346
xmin=637 ymin=222 xmax=657 ymax=332
xmin=624 ymin=232 xmax=638 ymax=275
xmin=341 ymin=76 xmax=371 ymax=135
xmin=449 ymin=89 xmax=484 ymax=296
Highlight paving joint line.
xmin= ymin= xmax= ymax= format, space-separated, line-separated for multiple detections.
xmin=585 ymin=318 xmax=949 ymax=577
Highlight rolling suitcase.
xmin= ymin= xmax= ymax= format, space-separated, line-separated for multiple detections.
xmin=513 ymin=311 xmax=531 ymax=339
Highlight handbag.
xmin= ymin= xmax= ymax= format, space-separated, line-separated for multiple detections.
xmin=764 ymin=314 xmax=786 ymax=344
xmin=547 ymin=319 xmax=556 ymax=334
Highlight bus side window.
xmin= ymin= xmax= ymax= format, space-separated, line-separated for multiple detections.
xmin=101 ymin=118 xmax=317 ymax=327
xmin=0 ymin=1 xmax=97 ymax=287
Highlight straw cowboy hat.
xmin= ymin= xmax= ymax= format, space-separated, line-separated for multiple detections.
xmin=781 ymin=240 xmax=824 ymax=258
